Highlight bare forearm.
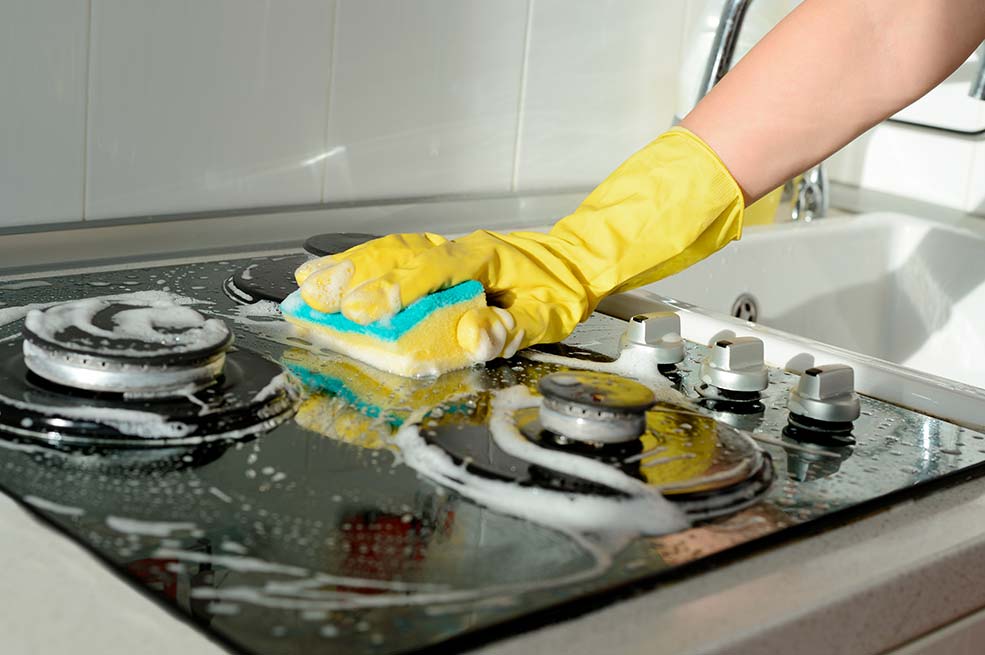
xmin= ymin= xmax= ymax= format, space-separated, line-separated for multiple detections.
xmin=681 ymin=0 xmax=985 ymax=202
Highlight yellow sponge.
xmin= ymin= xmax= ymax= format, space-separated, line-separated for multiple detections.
xmin=280 ymin=280 xmax=486 ymax=377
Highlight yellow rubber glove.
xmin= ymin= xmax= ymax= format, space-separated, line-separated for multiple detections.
xmin=296 ymin=127 xmax=744 ymax=361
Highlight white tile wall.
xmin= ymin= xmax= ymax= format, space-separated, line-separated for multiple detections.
xmin=1 ymin=0 xmax=983 ymax=229
xmin=514 ymin=0 xmax=687 ymax=191
xmin=0 ymin=0 xmax=88 ymax=228
xmin=85 ymin=0 xmax=334 ymax=220
xmin=322 ymin=0 xmax=528 ymax=202
xmin=827 ymin=123 xmax=979 ymax=211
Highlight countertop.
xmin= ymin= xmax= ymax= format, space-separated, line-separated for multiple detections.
xmin=4 ymin=189 xmax=985 ymax=654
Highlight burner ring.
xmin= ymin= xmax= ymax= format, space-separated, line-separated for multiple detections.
xmin=538 ymin=402 xmax=648 ymax=443
xmin=22 ymin=339 xmax=227 ymax=397
xmin=22 ymin=298 xmax=232 ymax=396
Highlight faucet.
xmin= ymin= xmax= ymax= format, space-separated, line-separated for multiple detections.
xmin=693 ymin=0 xmax=828 ymax=221
xmin=970 ymin=43 xmax=985 ymax=100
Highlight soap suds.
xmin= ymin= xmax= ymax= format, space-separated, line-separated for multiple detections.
xmin=0 ymin=290 xmax=210 ymax=330
xmin=25 ymin=297 xmax=228 ymax=358
xmin=107 ymin=516 xmax=203 ymax=537
xmin=396 ymin=386 xmax=689 ymax=536
xmin=24 ymin=495 xmax=85 ymax=516
xmin=0 ymin=392 xmax=195 ymax=439
xmin=0 ymin=280 xmax=52 ymax=291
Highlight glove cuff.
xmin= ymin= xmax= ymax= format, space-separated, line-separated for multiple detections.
xmin=548 ymin=126 xmax=745 ymax=303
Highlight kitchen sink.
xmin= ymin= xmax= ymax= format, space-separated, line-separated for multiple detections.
xmin=641 ymin=212 xmax=985 ymax=391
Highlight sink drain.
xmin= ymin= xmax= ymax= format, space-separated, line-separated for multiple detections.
xmin=731 ymin=293 xmax=759 ymax=322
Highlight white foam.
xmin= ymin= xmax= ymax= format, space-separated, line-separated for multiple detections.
xmin=0 ymin=280 xmax=52 ymax=290
xmin=25 ymin=296 xmax=228 ymax=358
xmin=253 ymin=372 xmax=292 ymax=403
xmin=395 ymin=386 xmax=689 ymax=536
xmin=0 ymin=290 xmax=209 ymax=330
xmin=106 ymin=516 xmax=202 ymax=537
xmin=24 ymin=495 xmax=85 ymax=516
xmin=240 ymin=264 xmax=257 ymax=281
xmin=0 ymin=392 xmax=194 ymax=439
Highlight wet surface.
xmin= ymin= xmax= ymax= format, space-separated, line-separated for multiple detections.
xmin=0 ymin=254 xmax=984 ymax=654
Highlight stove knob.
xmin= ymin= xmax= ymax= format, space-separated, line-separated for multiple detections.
xmin=619 ymin=312 xmax=685 ymax=365
xmin=700 ymin=337 xmax=768 ymax=393
xmin=788 ymin=364 xmax=861 ymax=424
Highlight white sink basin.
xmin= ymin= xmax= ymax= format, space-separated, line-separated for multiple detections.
xmin=643 ymin=212 xmax=985 ymax=391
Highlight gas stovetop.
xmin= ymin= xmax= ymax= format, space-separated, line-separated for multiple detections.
xmin=0 ymin=243 xmax=983 ymax=655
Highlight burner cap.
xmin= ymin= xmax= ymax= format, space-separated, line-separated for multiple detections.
xmin=22 ymin=299 xmax=232 ymax=396
xmin=224 ymin=254 xmax=309 ymax=304
xmin=537 ymin=371 xmax=656 ymax=443
xmin=303 ymin=233 xmax=379 ymax=257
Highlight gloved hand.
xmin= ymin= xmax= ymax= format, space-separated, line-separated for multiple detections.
xmin=296 ymin=127 xmax=744 ymax=362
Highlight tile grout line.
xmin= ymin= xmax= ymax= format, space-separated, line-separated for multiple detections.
xmin=320 ymin=0 xmax=342 ymax=205
xmin=509 ymin=0 xmax=534 ymax=193
xmin=80 ymin=0 xmax=95 ymax=221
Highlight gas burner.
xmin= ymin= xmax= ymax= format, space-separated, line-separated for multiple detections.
xmin=224 ymin=233 xmax=379 ymax=304
xmin=536 ymin=371 xmax=656 ymax=444
xmin=1 ymin=298 xmax=300 ymax=446
xmin=303 ymin=232 xmax=379 ymax=257
xmin=0 ymin=340 xmax=299 ymax=446
xmin=223 ymin=254 xmax=309 ymax=304
xmin=22 ymin=298 xmax=232 ymax=396
xmin=422 ymin=371 xmax=774 ymax=521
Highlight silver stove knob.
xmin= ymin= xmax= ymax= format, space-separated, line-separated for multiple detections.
xmin=619 ymin=312 xmax=685 ymax=365
xmin=700 ymin=337 xmax=768 ymax=393
xmin=788 ymin=364 xmax=861 ymax=423
xmin=537 ymin=371 xmax=655 ymax=443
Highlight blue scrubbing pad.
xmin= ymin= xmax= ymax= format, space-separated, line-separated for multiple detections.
xmin=280 ymin=280 xmax=486 ymax=377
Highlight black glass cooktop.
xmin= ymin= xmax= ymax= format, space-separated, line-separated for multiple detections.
xmin=1 ymin=253 xmax=984 ymax=655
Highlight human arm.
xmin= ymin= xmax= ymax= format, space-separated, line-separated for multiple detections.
xmin=298 ymin=1 xmax=985 ymax=364
xmin=682 ymin=0 xmax=985 ymax=202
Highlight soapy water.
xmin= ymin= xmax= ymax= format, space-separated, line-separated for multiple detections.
xmin=0 ymin=290 xmax=212 ymax=330
xmin=160 ymin=529 xmax=624 ymax=613
xmin=220 ymin=299 xmax=305 ymax=348
xmin=9 ymin=257 xmax=978 ymax=648
xmin=106 ymin=516 xmax=203 ymax=538
xmin=0 ymin=287 xmax=302 ymax=442
xmin=0 ymin=392 xmax=195 ymax=439
xmin=397 ymin=386 xmax=689 ymax=537
xmin=23 ymin=495 xmax=85 ymax=516
xmin=24 ymin=296 xmax=230 ymax=358
xmin=0 ymin=280 xmax=52 ymax=291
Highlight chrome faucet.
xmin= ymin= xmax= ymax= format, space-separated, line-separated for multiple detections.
xmin=970 ymin=43 xmax=985 ymax=100
xmin=693 ymin=0 xmax=828 ymax=221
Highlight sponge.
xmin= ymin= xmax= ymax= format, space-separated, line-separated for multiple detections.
xmin=279 ymin=280 xmax=486 ymax=377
